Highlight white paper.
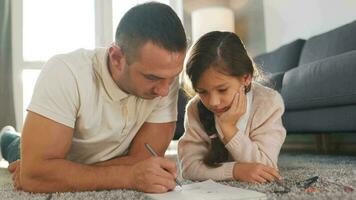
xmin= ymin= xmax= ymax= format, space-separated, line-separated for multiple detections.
xmin=145 ymin=180 xmax=266 ymax=200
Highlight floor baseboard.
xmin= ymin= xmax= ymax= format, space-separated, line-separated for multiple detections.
xmin=282 ymin=133 xmax=356 ymax=155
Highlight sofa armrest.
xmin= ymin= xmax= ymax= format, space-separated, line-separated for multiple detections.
xmin=281 ymin=50 xmax=356 ymax=110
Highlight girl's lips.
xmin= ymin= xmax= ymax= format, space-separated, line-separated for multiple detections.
xmin=213 ymin=107 xmax=228 ymax=113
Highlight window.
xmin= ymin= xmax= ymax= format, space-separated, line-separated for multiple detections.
xmin=22 ymin=69 xmax=41 ymax=120
xmin=12 ymin=0 xmax=180 ymax=130
xmin=23 ymin=0 xmax=95 ymax=61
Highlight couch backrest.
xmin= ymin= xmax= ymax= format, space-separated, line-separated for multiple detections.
xmin=299 ymin=20 xmax=356 ymax=65
xmin=254 ymin=39 xmax=305 ymax=73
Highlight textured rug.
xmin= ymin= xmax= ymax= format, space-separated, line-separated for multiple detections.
xmin=1 ymin=153 xmax=356 ymax=200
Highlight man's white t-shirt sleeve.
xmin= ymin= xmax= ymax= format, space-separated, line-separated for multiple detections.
xmin=27 ymin=56 xmax=79 ymax=128
xmin=146 ymin=78 xmax=179 ymax=123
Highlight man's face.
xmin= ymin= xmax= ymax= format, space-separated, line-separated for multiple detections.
xmin=111 ymin=42 xmax=185 ymax=99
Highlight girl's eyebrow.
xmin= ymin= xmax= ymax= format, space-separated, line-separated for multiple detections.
xmin=215 ymin=83 xmax=228 ymax=88
xmin=195 ymin=87 xmax=207 ymax=93
xmin=196 ymin=83 xmax=228 ymax=91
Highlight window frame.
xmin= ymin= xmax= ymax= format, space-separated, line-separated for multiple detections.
xmin=11 ymin=0 xmax=182 ymax=131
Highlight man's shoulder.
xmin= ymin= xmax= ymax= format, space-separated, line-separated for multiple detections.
xmin=43 ymin=48 xmax=107 ymax=82
xmin=50 ymin=48 xmax=96 ymax=70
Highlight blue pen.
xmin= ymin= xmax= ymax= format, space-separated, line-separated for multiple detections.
xmin=144 ymin=143 xmax=182 ymax=187
xmin=297 ymin=176 xmax=319 ymax=189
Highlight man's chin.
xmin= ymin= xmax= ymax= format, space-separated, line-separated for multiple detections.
xmin=131 ymin=91 xmax=157 ymax=99
xmin=141 ymin=94 xmax=159 ymax=100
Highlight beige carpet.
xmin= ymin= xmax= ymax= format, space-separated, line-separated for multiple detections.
xmin=1 ymin=154 xmax=356 ymax=200
xmin=0 ymin=168 xmax=11 ymax=187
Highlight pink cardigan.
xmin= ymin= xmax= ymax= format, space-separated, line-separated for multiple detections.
xmin=178 ymin=83 xmax=286 ymax=181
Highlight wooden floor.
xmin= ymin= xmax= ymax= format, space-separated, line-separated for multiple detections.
xmin=282 ymin=132 xmax=356 ymax=155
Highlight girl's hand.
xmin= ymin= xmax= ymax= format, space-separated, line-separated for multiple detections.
xmin=216 ymin=86 xmax=247 ymax=142
xmin=233 ymin=163 xmax=282 ymax=183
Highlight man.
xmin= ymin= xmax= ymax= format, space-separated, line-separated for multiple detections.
xmin=0 ymin=2 xmax=186 ymax=193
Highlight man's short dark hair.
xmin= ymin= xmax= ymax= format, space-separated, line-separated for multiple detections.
xmin=115 ymin=2 xmax=187 ymax=63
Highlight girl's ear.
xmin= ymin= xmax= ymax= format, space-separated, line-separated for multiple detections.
xmin=241 ymin=74 xmax=252 ymax=86
xmin=241 ymin=74 xmax=252 ymax=94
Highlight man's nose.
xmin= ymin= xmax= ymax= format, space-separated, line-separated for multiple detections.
xmin=154 ymin=80 xmax=170 ymax=97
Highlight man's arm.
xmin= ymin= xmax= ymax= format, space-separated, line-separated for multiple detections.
xmin=19 ymin=112 xmax=176 ymax=193
xmin=94 ymin=121 xmax=176 ymax=166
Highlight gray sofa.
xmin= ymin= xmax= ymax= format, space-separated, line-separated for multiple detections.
xmin=174 ymin=20 xmax=356 ymax=140
xmin=254 ymin=20 xmax=356 ymax=133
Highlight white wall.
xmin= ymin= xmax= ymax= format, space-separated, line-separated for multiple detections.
xmin=183 ymin=0 xmax=266 ymax=56
xmin=264 ymin=0 xmax=356 ymax=51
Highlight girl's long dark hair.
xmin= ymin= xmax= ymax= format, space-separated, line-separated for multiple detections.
xmin=197 ymin=101 xmax=229 ymax=167
xmin=185 ymin=31 xmax=259 ymax=167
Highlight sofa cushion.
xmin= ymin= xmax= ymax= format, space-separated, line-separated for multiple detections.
xmin=299 ymin=20 xmax=356 ymax=65
xmin=254 ymin=39 xmax=305 ymax=73
xmin=281 ymin=50 xmax=356 ymax=110
xmin=283 ymin=104 xmax=356 ymax=133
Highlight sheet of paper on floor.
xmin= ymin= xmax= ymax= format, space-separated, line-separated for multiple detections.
xmin=145 ymin=179 xmax=267 ymax=200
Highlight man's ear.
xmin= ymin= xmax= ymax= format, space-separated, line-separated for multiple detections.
xmin=108 ymin=45 xmax=125 ymax=72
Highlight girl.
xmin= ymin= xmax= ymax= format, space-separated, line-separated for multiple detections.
xmin=178 ymin=31 xmax=286 ymax=183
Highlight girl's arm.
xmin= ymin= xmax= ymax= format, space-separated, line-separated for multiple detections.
xmin=178 ymin=100 xmax=235 ymax=181
xmin=224 ymin=92 xmax=286 ymax=168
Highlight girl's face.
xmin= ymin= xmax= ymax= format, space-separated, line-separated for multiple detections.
xmin=195 ymin=67 xmax=250 ymax=115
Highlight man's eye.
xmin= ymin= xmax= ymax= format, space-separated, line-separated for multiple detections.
xmin=145 ymin=75 xmax=158 ymax=81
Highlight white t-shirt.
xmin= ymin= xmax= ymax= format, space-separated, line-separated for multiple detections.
xmin=28 ymin=48 xmax=178 ymax=164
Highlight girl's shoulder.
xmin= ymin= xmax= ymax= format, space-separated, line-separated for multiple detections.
xmin=252 ymin=82 xmax=279 ymax=96
xmin=251 ymin=82 xmax=284 ymax=108
xmin=185 ymin=95 xmax=200 ymax=114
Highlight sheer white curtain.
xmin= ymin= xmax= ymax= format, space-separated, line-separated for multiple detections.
xmin=0 ymin=0 xmax=16 ymax=128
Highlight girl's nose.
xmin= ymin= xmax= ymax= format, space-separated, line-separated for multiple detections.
xmin=209 ymin=95 xmax=220 ymax=107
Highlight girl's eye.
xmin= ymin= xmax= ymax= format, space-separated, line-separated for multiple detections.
xmin=196 ymin=90 xmax=207 ymax=95
xmin=218 ymin=89 xmax=227 ymax=93
xmin=196 ymin=91 xmax=206 ymax=94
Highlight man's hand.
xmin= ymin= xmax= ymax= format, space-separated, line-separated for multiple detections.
xmin=233 ymin=163 xmax=282 ymax=184
xmin=8 ymin=160 xmax=21 ymax=190
xmin=128 ymin=157 xmax=177 ymax=193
